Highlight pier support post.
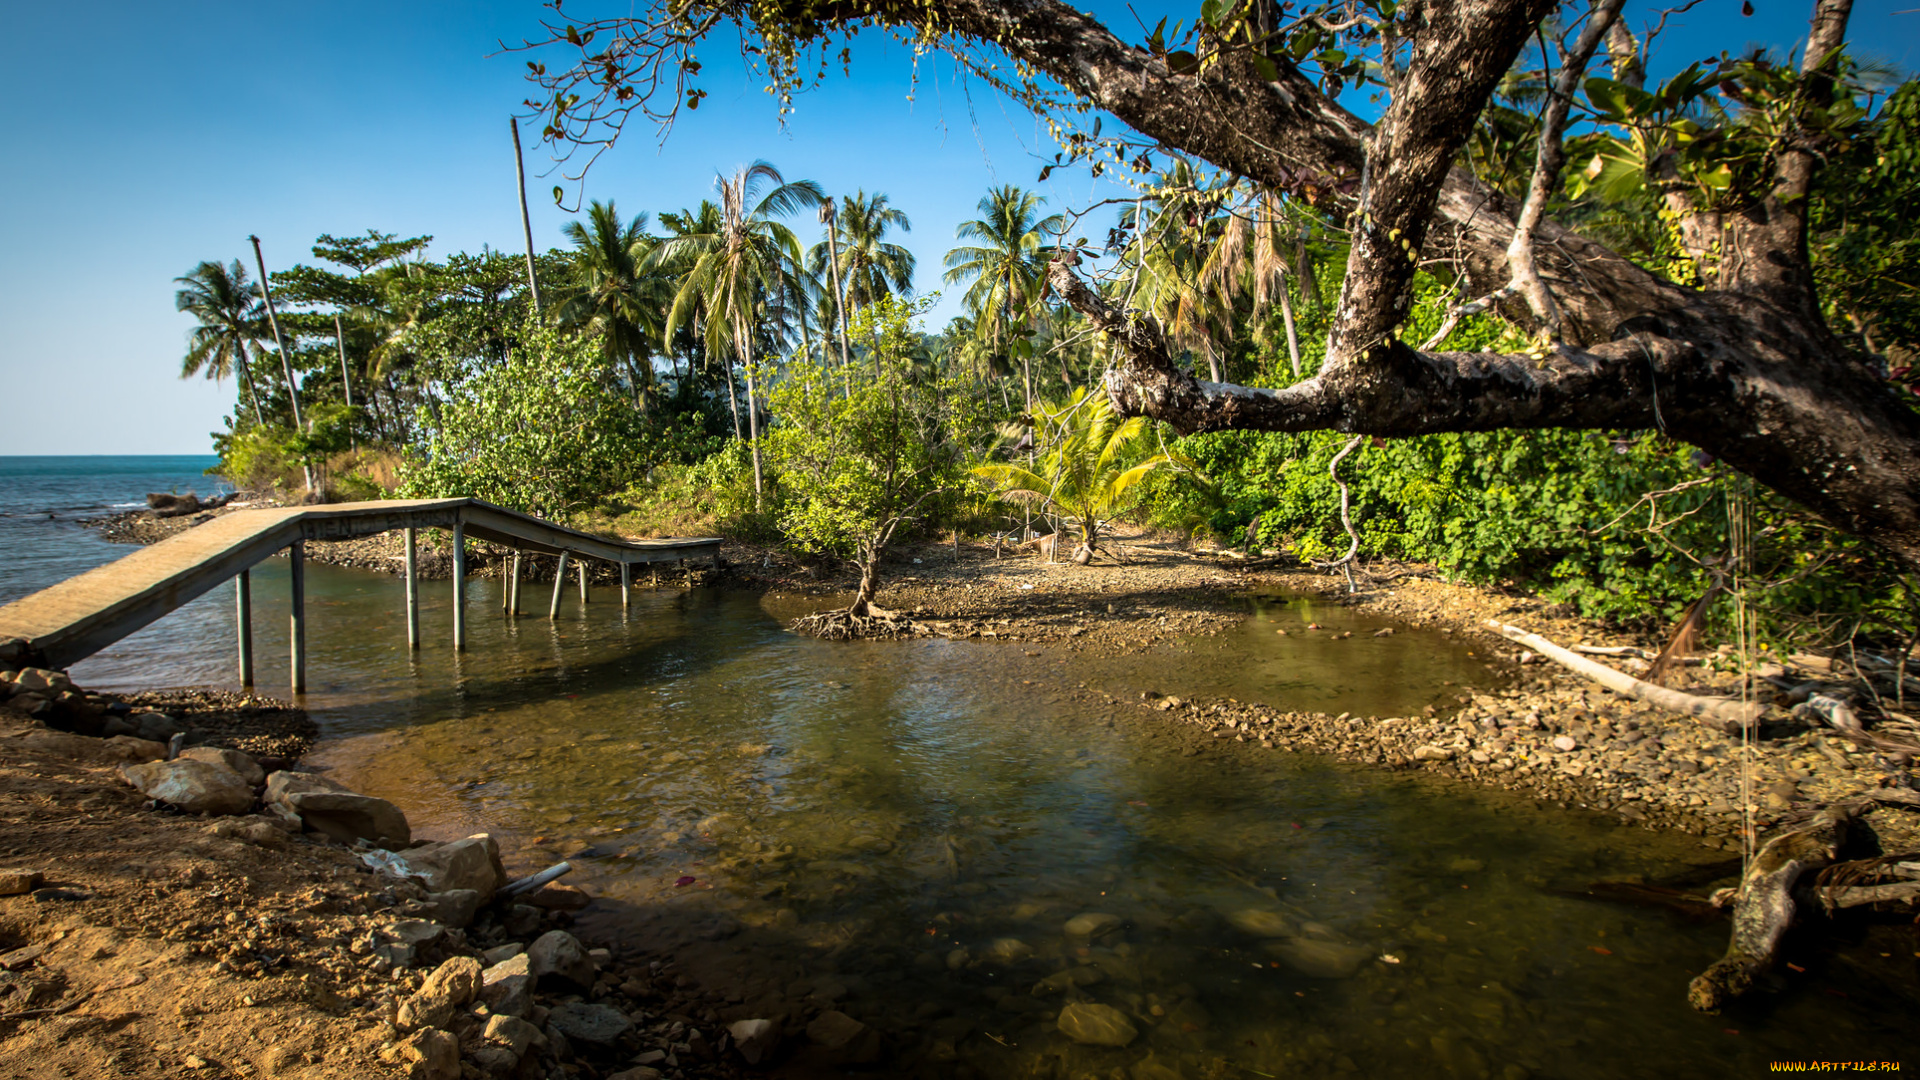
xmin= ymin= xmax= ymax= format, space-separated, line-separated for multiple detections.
xmin=452 ymin=521 xmax=466 ymax=651
xmin=508 ymin=552 xmax=522 ymax=616
xmin=289 ymin=541 xmax=306 ymax=694
xmin=620 ymin=562 xmax=631 ymax=608
xmin=404 ymin=526 xmax=419 ymax=649
xmin=578 ymin=559 xmax=589 ymax=604
xmin=550 ymin=551 xmax=570 ymax=619
xmin=235 ymin=570 xmax=253 ymax=687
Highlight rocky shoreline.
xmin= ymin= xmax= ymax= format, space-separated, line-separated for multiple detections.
xmin=0 ymin=668 xmax=807 ymax=1080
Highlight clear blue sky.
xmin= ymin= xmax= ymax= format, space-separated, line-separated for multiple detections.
xmin=0 ymin=0 xmax=1910 ymax=455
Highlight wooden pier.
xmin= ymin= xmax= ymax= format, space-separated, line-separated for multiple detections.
xmin=0 ymin=498 xmax=721 ymax=691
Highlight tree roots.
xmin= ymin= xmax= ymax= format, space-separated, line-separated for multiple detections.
xmin=789 ymin=608 xmax=921 ymax=641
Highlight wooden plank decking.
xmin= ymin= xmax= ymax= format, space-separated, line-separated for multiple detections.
xmin=0 ymin=498 xmax=720 ymax=671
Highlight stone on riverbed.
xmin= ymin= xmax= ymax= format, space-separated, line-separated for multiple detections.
xmin=983 ymin=938 xmax=1033 ymax=964
xmin=1263 ymin=937 xmax=1373 ymax=978
xmin=806 ymin=1010 xmax=880 ymax=1064
xmin=1226 ymin=909 xmax=1299 ymax=938
xmin=546 ymin=1001 xmax=631 ymax=1045
xmin=264 ymin=769 xmax=351 ymax=806
xmin=1063 ymin=912 xmax=1123 ymax=938
xmin=119 ymin=758 xmax=254 ymax=815
xmin=1056 ymin=1001 xmax=1138 ymax=1047
xmin=729 ymin=1018 xmax=780 ymax=1064
xmin=286 ymin=791 xmax=410 ymax=847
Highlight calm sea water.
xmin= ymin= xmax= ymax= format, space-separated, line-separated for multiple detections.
xmin=5 ymin=457 xmax=1917 ymax=1075
xmin=0 ymin=455 xmax=235 ymax=684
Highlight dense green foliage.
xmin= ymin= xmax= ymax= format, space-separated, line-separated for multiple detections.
xmin=176 ymin=53 xmax=1919 ymax=642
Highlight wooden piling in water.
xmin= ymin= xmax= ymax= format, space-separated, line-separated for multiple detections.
xmin=235 ymin=569 xmax=253 ymax=687
xmin=508 ymin=552 xmax=522 ymax=616
xmin=549 ymin=551 xmax=570 ymax=619
xmin=578 ymin=559 xmax=589 ymax=604
xmin=289 ymin=542 xmax=306 ymax=694
xmin=452 ymin=521 xmax=466 ymax=651
xmin=404 ymin=526 xmax=419 ymax=649
xmin=620 ymin=562 xmax=631 ymax=608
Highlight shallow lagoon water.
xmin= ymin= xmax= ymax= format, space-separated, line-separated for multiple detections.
xmin=54 ymin=558 xmax=1920 ymax=1075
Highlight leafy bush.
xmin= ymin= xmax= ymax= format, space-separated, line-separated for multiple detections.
xmin=399 ymin=322 xmax=671 ymax=517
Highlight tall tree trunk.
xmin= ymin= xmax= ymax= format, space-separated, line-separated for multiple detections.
xmin=511 ymin=117 xmax=544 ymax=316
xmin=238 ymin=344 xmax=266 ymax=428
xmin=823 ymin=201 xmax=852 ymax=375
xmin=250 ymin=234 xmax=312 ymax=493
xmin=740 ymin=331 xmax=764 ymax=509
xmin=1277 ymin=276 xmax=1303 ymax=378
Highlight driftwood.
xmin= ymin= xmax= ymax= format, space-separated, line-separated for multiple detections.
xmin=1487 ymin=622 xmax=1767 ymax=731
xmin=1688 ymin=802 xmax=1858 ymax=1012
xmin=499 ymin=861 xmax=573 ymax=898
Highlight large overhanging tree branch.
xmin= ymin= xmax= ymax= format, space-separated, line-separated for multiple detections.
xmin=517 ymin=0 xmax=1920 ymax=573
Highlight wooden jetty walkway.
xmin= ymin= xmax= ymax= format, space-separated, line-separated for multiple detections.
xmin=0 ymin=498 xmax=720 ymax=692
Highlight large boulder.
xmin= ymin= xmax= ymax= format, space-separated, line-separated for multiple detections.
xmin=9 ymin=669 xmax=71 ymax=695
xmin=178 ymin=746 xmax=264 ymax=787
xmin=383 ymin=1028 xmax=459 ymax=1080
xmin=389 ymin=835 xmax=506 ymax=901
xmin=285 ymin=791 xmax=410 ymax=847
xmin=526 ymin=930 xmax=595 ymax=991
xmin=120 ymin=759 xmax=253 ymax=815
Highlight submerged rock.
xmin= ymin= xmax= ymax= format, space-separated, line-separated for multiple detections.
xmin=983 ymin=937 xmax=1033 ymax=964
xmin=729 ymin=1018 xmax=780 ymax=1065
xmin=1263 ymin=937 xmax=1372 ymax=978
xmin=1056 ymin=1001 xmax=1138 ymax=1047
xmin=547 ymin=1002 xmax=631 ymax=1045
xmin=1226 ymin=909 xmax=1300 ymax=938
xmin=1063 ymin=912 xmax=1124 ymax=938
xmin=120 ymin=759 xmax=253 ymax=815
xmin=806 ymin=1009 xmax=880 ymax=1064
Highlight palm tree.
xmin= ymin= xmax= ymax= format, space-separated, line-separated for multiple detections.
xmin=1115 ymin=164 xmax=1235 ymax=381
xmin=810 ymin=190 xmax=914 ymax=371
xmin=1199 ymin=181 xmax=1308 ymax=377
xmin=942 ymin=185 xmax=1063 ymax=409
xmin=557 ymin=200 xmax=669 ymax=406
xmin=175 ymin=259 xmax=266 ymax=426
xmin=972 ymin=388 xmax=1181 ymax=564
xmin=662 ymin=161 xmax=824 ymax=506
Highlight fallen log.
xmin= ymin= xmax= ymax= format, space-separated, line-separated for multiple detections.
xmin=1813 ymin=880 xmax=1920 ymax=907
xmin=1487 ymin=622 xmax=1768 ymax=731
xmin=1688 ymin=802 xmax=1858 ymax=1012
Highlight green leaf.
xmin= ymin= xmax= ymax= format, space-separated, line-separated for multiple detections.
xmin=1584 ymin=76 xmax=1656 ymax=120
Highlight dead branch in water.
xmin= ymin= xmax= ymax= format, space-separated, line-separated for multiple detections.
xmin=1486 ymin=621 xmax=1768 ymax=731
xmin=1689 ymin=801 xmax=1859 ymax=1012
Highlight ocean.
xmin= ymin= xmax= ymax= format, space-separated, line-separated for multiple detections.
xmin=0 ymin=455 xmax=233 ymax=684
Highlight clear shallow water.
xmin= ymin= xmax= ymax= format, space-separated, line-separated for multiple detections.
xmin=6 ymin=461 xmax=1916 ymax=1075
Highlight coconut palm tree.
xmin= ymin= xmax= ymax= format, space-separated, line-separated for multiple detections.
xmin=1199 ymin=181 xmax=1309 ymax=377
xmin=942 ymin=185 xmax=1063 ymax=409
xmin=661 ymin=161 xmax=824 ymax=506
xmin=1114 ymin=164 xmax=1235 ymax=381
xmin=175 ymin=259 xmax=267 ymax=426
xmin=809 ymin=190 xmax=914 ymax=371
xmin=557 ymin=200 xmax=669 ymax=406
xmin=972 ymin=387 xmax=1181 ymax=564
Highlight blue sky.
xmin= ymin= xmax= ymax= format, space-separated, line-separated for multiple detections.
xmin=0 ymin=0 xmax=1911 ymax=455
